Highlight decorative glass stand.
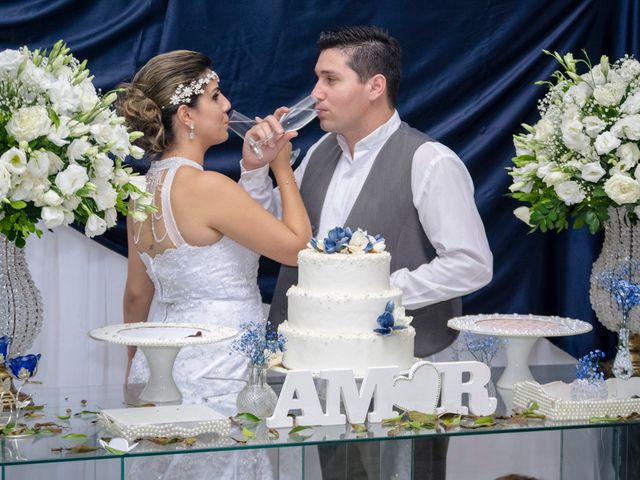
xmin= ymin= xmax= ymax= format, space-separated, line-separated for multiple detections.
xmin=89 ymin=323 xmax=237 ymax=403
xmin=448 ymin=314 xmax=592 ymax=390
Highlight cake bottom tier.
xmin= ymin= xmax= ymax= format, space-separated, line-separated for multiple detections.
xmin=279 ymin=321 xmax=416 ymax=377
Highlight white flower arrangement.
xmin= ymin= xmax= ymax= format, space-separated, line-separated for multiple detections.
xmin=508 ymin=51 xmax=640 ymax=233
xmin=0 ymin=40 xmax=153 ymax=246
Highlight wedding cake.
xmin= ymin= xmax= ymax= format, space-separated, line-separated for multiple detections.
xmin=279 ymin=227 xmax=416 ymax=376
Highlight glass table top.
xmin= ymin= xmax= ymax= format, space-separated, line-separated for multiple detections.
xmin=1 ymin=364 xmax=638 ymax=466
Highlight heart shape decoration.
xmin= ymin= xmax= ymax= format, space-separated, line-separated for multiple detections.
xmin=392 ymin=361 xmax=441 ymax=413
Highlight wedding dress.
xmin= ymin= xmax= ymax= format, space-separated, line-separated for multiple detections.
xmin=127 ymin=157 xmax=274 ymax=479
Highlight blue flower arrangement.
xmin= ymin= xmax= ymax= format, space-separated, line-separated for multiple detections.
xmin=373 ymin=301 xmax=406 ymax=336
xmin=309 ymin=226 xmax=386 ymax=254
xmin=596 ymin=262 xmax=640 ymax=321
xmin=576 ymin=350 xmax=606 ymax=384
xmin=6 ymin=353 xmax=41 ymax=381
xmin=457 ymin=332 xmax=506 ymax=365
xmin=229 ymin=321 xmax=286 ymax=366
xmin=0 ymin=336 xmax=11 ymax=365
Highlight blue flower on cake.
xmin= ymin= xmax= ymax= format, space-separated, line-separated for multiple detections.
xmin=373 ymin=301 xmax=411 ymax=336
xmin=6 ymin=353 xmax=40 ymax=380
xmin=308 ymin=226 xmax=386 ymax=254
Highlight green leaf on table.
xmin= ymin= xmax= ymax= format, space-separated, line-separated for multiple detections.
xmin=57 ymin=415 xmax=71 ymax=420
xmin=381 ymin=414 xmax=404 ymax=426
xmin=289 ymin=425 xmax=312 ymax=435
xmin=24 ymin=412 xmax=45 ymax=419
xmin=439 ymin=413 xmax=462 ymax=429
xmin=407 ymin=411 xmax=438 ymax=424
xmin=23 ymin=404 xmax=45 ymax=411
xmin=126 ymin=402 xmax=156 ymax=408
xmin=233 ymin=412 xmax=261 ymax=423
xmin=62 ymin=433 xmax=88 ymax=440
xmin=590 ymin=416 xmax=623 ymax=423
xmin=67 ymin=444 xmax=99 ymax=454
xmin=241 ymin=427 xmax=255 ymax=439
xmin=268 ymin=428 xmax=280 ymax=439
xmin=350 ymin=423 xmax=368 ymax=433
xmin=73 ymin=410 xmax=98 ymax=417
xmin=522 ymin=401 xmax=546 ymax=419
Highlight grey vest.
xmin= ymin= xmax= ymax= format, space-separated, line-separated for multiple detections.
xmin=268 ymin=122 xmax=461 ymax=357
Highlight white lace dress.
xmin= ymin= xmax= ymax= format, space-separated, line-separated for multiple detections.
xmin=127 ymin=157 xmax=274 ymax=479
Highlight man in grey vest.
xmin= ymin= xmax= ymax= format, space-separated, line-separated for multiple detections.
xmin=241 ymin=25 xmax=492 ymax=479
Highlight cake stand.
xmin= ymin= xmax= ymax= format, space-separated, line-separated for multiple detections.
xmin=447 ymin=314 xmax=592 ymax=390
xmin=89 ymin=322 xmax=237 ymax=403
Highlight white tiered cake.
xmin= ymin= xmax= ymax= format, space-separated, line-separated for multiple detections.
xmin=279 ymin=229 xmax=416 ymax=376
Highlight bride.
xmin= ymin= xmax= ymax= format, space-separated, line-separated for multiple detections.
xmin=118 ymin=50 xmax=311 ymax=479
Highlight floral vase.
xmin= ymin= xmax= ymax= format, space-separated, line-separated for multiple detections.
xmin=236 ymin=364 xmax=278 ymax=418
xmin=589 ymin=207 xmax=639 ymax=378
xmin=0 ymin=235 xmax=43 ymax=357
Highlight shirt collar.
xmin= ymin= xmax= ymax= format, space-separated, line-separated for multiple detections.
xmin=336 ymin=110 xmax=401 ymax=160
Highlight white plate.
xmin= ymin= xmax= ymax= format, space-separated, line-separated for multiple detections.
xmin=89 ymin=322 xmax=237 ymax=347
xmin=447 ymin=313 xmax=592 ymax=338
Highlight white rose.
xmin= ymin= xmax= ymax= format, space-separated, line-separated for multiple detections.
xmin=92 ymin=153 xmax=114 ymax=179
xmin=620 ymin=58 xmax=640 ymax=81
xmin=104 ymin=208 xmax=118 ymax=228
xmin=583 ymin=64 xmax=608 ymax=86
xmin=0 ymin=49 xmax=23 ymax=74
xmin=564 ymin=82 xmax=592 ymax=107
xmin=554 ymin=181 xmax=586 ymax=205
xmin=611 ymin=115 xmax=640 ymax=141
xmin=536 ymin=162 xmax=555 ymax=178
xmin=67 ymin=138 xmax=91 ymax=162
xmin=41 ymin=189 xmax=63 ymax=207
xmin=108 ymin=126 xmax=132 ymax=158
xmin=580 ymin=162 xmax=606 ymax=182
xmin=78 ymin=80 xmax=99 ymax=111
xmin=127 ymin=174 xmax=147 ymax=199
xmin=55 ymin=164 xmax=89 ymax=196
xmin=513 ymin=206 xmax=532 ymax=226
xmin=46 ymin=151 xmax=64 ymax=175
xmin=5 ymin=106 xmax=51 ymax=142
xmin=604 ymin=174 xmax=640 ymax=204
xmin=582 ymin=116 xmax=606 ymax=138
xmin=508 ymin=180 xmax=533 ymax=193
xmin=10 ymin=174 xmax=35 ymax=201
xmin=0 ymin=147 xmax=27 ymax=175
xmin=91 ymin=179 xmax=118 ymax=210
xmin=85 ymin=213 xmax=107 ymax=238
xmin=26 ymin=151 xmax=50 ymax=178
xmin=113 ymin=168 xmax=130 ymax=187
xmin=617 ymin=143 xmax=640 ymax=171
xmin=41 ymin=206 xmax=65 ymax=229
xmin=68 ymin=120 xmax=90 ymax=137
xmin=534 ymin=118 xmax=555 ymax=142
xmin=543 ymin=171 xmax=568 ymax=186
xmin=63 ymin=196 xmax=80 ymax=211
xmin=48 ymin=78 xmax=80 ymax=115
xmin=621 ymin=92 xmax=640 ymax=114
xmin=0 ymin=165 xmax=10 ymax=199
xmin=561 ymin=117 xmax=590 ymax=153
xmin=594 ymin=131 xmax=622 ymax=155
xmin=594 ymin=83 xmax=627 ymax=107
xmin=89 ymin=123 xmax=114 ymax=146
xmin=346 ymin=229 xmax=369 ymax=254
xmin=47 ymin=123 xmax=70 ymax=147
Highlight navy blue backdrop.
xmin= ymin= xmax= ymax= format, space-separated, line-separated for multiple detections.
xmin=3 ymin=0 xmax=639 ymax=358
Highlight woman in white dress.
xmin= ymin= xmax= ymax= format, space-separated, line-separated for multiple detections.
xmin=118 ymin=50 xmax=311 ymax=479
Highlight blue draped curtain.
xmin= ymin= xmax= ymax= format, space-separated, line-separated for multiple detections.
xmin=2 ymin=0 xmax=639 ymax=358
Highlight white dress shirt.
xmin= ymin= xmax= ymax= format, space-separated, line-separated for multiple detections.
xmin=239 ymin=111 xmax=493 ymax=309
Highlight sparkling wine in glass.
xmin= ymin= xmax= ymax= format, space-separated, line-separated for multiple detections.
xmin=228 ymin=95 xmax=317 ymax=159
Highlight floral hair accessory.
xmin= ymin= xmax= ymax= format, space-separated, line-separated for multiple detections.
xmin=165 ymin=70 xmax=219 ymax=108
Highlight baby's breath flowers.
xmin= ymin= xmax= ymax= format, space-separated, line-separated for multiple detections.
xmin=0 ymin=40 xmax=153 ymax=246
xmin=508 ymin=51 xmax=640 ymax=234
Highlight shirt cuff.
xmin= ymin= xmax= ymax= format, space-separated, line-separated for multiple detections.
xmin=239 ymin=161 xmax=270 ymax=184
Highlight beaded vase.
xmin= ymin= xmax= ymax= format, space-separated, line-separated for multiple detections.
xmin=0 ymin=235 xmax=43 ymax=356
xmin=589 ymin=208 xmax=638 ymax=378
xmin=236 ymin=364 xmax=278 ymax=418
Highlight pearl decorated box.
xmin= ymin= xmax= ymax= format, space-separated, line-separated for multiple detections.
xmin=97 ymin=404 xmax=230 ymax=442
xmin=513 ymin=378 xmax=640 ymax=421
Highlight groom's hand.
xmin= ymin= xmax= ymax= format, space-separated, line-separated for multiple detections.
xmin=241 ymin=107 xmax=297 ymax=170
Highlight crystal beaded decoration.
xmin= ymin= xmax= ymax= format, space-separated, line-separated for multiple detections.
xmin=589 ymin=208 xmax=638 ymax=378
xmin=236 ymin=365 xmax=278 ymax=418
xmin=0 ymin=235 xmax=43 ymax=356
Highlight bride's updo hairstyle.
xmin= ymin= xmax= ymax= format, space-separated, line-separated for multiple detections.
xmin=117 ymin=50 xmax=212 ymax=156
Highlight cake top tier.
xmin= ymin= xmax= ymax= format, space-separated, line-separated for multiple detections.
xmin=308 ymin=227 xmax=386 ymax=255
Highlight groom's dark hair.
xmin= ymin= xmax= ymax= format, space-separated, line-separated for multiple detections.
xmin=317 ymin=25 xmax=401 ymax=107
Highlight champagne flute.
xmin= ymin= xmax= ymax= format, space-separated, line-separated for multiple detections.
xmin=228 ymin=95 xmax=317 ymax=159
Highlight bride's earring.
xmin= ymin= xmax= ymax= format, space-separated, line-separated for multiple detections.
xmin=189 ymin=123 xmax=195 ymax=140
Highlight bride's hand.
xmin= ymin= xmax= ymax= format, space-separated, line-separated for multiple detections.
xmin=241 ymin=107 xmax=298 ymax=170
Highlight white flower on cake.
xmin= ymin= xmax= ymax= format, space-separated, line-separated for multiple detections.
xmin=308 ymin=226 xmax=386 ymax=254
xmin=508 ymin=51 xmax=640 ymax=234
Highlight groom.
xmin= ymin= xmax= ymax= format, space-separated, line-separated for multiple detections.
xmin=241 ymin=25 xmax=493 ymax=479
xmin=241 ymin=25 xmax=492 ymax=359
